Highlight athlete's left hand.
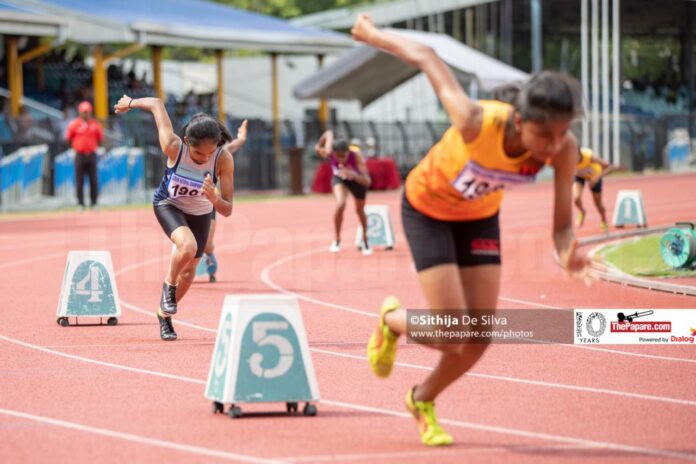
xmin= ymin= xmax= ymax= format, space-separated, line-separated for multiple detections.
xmin=202 ymin=174 xmax=218 ymax=204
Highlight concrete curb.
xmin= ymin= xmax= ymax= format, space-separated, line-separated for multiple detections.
xmin=576 ymin=225 xmax=696 ymax=297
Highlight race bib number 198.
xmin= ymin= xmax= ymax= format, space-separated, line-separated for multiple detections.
xmin=168 ymin=173 xmax=203 ymax=198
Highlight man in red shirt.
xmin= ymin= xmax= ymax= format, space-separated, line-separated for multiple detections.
xmin=65 ymin=101 xmax=104 ymax=209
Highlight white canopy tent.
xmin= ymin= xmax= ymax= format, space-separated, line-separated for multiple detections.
xmin=294 ymin=28 xmax=528 ymax=107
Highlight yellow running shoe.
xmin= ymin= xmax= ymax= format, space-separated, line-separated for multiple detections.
xmin=405 ymin=386 xmax=453 ymax=446
xmin=600 ymin=221 xmax=609 ymax=234
xmin=366 ymin=296 xmax=400 ymax=378
xmin=576 ymin=210 xmax=585 ymax=228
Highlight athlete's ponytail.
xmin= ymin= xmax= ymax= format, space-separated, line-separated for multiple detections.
xmin=182 ymin=113 xmax=233 ymax=147
xmin=494 ymin=71 xmax=584 ymax=123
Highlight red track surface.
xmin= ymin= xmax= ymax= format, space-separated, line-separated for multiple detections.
xmin=1 ymin=173 xmax=695 ymax=463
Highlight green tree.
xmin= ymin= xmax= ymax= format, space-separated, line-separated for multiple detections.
xmin=211 ymin=0 xmax=374 ymax=19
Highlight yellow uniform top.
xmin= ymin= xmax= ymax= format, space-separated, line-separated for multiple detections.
xmin=405 ymin=100 xmax=545 ymax=221
xmin=575 ymin=148 xmax=602 ymax=181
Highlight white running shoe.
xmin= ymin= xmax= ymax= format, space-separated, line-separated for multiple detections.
xmin=329 ymin=240 xmax=341 ymax=253
xmin=361 ymin=241 xmax=373 ymax=256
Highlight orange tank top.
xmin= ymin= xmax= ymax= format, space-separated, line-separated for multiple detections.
xmin=405 ymin=100 xmax=544 ymax=221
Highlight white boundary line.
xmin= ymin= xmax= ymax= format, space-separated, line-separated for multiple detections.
xmin=1 ymin=333 xmax=694 ymax=462
xmin=0 ymin=406 xmax=283 ymax=464
xmin=260 ymin=248 xmax=696 ymax=364
xmin=122 ymin=299 xmax=696 ymax=407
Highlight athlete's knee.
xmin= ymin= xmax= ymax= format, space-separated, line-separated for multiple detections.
xmin=176 ymin=240 xmax=197 ymax=261
xmin=335 ymin=202 xmax=347 ymax=213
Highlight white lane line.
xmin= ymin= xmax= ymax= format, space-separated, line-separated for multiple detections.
xmin=1 ymin=333 xmax=693 ymax=462
xmin=322 ymin=400 xmax=696 ymax=462
xmin=259 ymin=248 xmax=696 ymax=364
xmin=308 ymin=348 xmax=696 ymax=407
xmin=0 ymin=407 xmax=283 ymax=464
xmin=118 ymin=265 xmax=696 ymax=405
xmin=282 ymin=444 xmax=581 ymax=462
xmin=259 ymin=249 xmax=376 ymax=318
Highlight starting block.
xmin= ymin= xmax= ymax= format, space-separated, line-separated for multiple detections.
xmin=56 ymin=251 xmax=121 ymax=327
xmin=205 ymin=294 xmax=320 ymax=418
xmin=196 ymin=258 xmax=207 ymax=277
xmin=355 ymin=204 xmax=395 ymax=250
xmin=612 ymin=190 xmax=647 ymax=228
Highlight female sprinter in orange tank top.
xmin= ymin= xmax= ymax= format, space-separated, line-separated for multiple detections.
xmin=352 ymin=15 xmax=591 ymax=446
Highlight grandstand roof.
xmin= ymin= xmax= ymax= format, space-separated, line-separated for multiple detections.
xmin=2 ymin=0 xmax=353 ymax=54
xmin=291 ymin=0 xmax=494 ymax=30
xmin=0 ymin=1 xmax=67 ymax=37
xmin=294 ymin=28 xmax=528 ymax=107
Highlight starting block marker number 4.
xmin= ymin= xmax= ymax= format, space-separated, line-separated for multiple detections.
xmin=56 ymin=251 xmax=121 ymax=326
xmin=355 ymin=204 xmax=395 ymax=249
xmin=205 ymin=295 xmax=320 ymax=410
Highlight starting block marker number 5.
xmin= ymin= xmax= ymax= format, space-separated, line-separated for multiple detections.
xmin=205 ymin=295 xmax=320 ymax=407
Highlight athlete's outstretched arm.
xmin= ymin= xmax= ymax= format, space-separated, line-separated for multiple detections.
xmin=351 ymin=14 xmax=481 ymax=141
xmin=224 ymin=120 xmax=248 ymax=154
xmin=114 ymin=95 xmax=180 ymax=161
xmin=315 ymin=130 xmax=334 ymax=158
xmin=204 ymin=151 xmax=234 ymax=217
xmin=552 ymin=134 xmax=590 ymax=274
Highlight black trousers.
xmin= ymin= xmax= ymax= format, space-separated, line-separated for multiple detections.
xmin=74 ymin=153 xmax=98 ymax=206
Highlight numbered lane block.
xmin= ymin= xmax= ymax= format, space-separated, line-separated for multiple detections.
xmin=195 ymin=258 xmax=208 ymax=278
xmin=205 ymin=295 xmax=320 ymax=418
xmin=56 ymin=251 xmax=121 ymax=326
xmin=612 ymin=190 xmax=647 ymax=228
xmin=355 ymin=205 xmax=395 ymax=250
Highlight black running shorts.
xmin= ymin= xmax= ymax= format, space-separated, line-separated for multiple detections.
xmin=402 ymin=193 xmax=501 ymax=272
xmin=153 ymin=204 xmax=212 ymax=258
xmin=332 ymin=176 xmax=367 ymax=200
xmin=574 ymin=176 xmax=603 ymax=193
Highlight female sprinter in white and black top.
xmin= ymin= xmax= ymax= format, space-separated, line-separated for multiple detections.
xmin=114 ymin=95 xmax=235 ymax=341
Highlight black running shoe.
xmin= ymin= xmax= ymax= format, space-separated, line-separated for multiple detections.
xmin=159 ymin=281 xmax=178 ymax=315
xmin=157 ymin=313 xmax=177 ymax=341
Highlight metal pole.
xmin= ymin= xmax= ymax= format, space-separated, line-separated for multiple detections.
xmin=7 ymin=36 xmax=20 ymax=117
xmin=581 ymin=0 xmax=589 ymax=147
xmin=687 ymin=2 xmax=695 ymax=146
xmin=151 ymin=46 xmax=164 ymax=101
xmin=215 ymin=50 xmax=225 ymax=123
xmin=602 ymin=0 xmax=610 ymax=162
xmin=531 ymin=0 xmax=543 ymax=72
xmin=592 ymin=0 xmax=600 ymax=154
xmin=612 ymin=0 xmax=621 ymax=166
xmin=317 ymin=55 xmax=329 ymax=131
xmin=271 ymin=53 xmax=281 ymax=159
xmin=92 ymin=45 xmax=108 ymax=121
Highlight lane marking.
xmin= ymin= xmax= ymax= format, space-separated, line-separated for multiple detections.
xmin=1 ymin=333 xmax=694 ymax=462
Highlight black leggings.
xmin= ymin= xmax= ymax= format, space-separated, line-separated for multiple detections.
xmin=74 ymin=154 xmax=98 ymax=206
xmin=153 ymin=204 xmax=212 ymax=258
